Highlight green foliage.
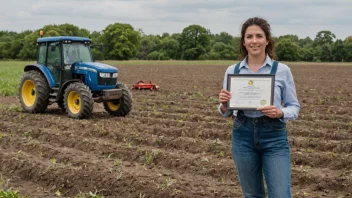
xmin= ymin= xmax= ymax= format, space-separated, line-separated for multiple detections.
xmin=0 ymin=188 xmax=28 ymax=198
xmin=314 ymin=30 xmax=336 ymax=46
xmin=180 ymin=25 xmax=211 ymax=60
xmin=0 ymin=175 xmax=28 ymax=198
xmin=320 ymin=43 xmax=333 ymax=62
xmin=159 ymin=37 xmax=179 ymax=59
xmin=299 ymin=47 xmax=314 ymax=61
xmin=276 ymin=38 xmax=300 ymax=61
xmin=138 ymin=35 xmax=161 ymax=60
xmin=210 ymin=42 xmax=237 ymax=60
xmin=90 ymin=31 xmax=105 ymax=60
xmin=344 ymin=43 xmax=352 ymax=61
xmin=1 ymin=23 xmax=352 ymax=62
xmin=278 ymin=34 xmax=299 ymax=43
xmin=102 ymin=23 xmax=141 ymax=60
xmin=146 ymin=51 xmax=167 ymax=60
xmin=332 ymin=39 xmax=346 ymax=61
xmin=213 ymin=32 xmax=234 ymax=45
xmin=298 ymin=36 xmax=313 ymax=48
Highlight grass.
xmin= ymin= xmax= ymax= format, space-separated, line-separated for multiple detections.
xmin=0 ymin=61 xmax=32 ymax=96
xmin=0 ymin=175 xmax=28 ymax=198
xmin=0 ymin=189 xmax=28 ymax=198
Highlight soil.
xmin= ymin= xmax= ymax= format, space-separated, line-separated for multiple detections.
xmin=0 ymin=63 xmax=351 ymax=198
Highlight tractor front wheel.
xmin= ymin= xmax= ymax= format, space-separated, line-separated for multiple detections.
xmin=103 ymin=83 xmax=132 ymax=116
xmin=64 ymin=83 xmax=93 ymax=119
xmin=19 ymin=70 xmax=50 ymax=113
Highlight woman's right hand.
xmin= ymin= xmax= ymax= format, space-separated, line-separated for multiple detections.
xmin=219 ymin=89 xmax=231 ymax=112
xmin=219 ymin=89 xmax=231 ymax=103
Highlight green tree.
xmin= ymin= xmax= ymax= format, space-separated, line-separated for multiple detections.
xmin=210 ymin=42 xmax=237 ymax=60
xmin=180 ymin=25 xmax=211 ymax=60
xmin=102 ymin=23 xmax=141 ymax=60
xmin=18 ymin=24 xmax=91 ymax=60
xmin=299 ymin=47 xmax=314 ymax=61
xmin=159 ymin=37 xmax=179 ymax=60
xmin=298 ymin=36 xmax=313 ymax=48
xmin=331 ymin=39 xmax=346 ymax=62
xmin=138 ymin=35 xmax=161 ymax=60
xmin=276 ymin=38 xmax=300 ymax=61
xmin=278 ymin=35 xmax=299 ymax=43
xmin=344 ymin=43 xmax=352 ymax=61
xmin=312 ymin=46 xmax=322 ymax=62
xmin=161 ymin=32 xmax=170 ymax=39
xmin=320 ymin=43 xmax=333 ymax=62
xmin=213 ymin=32 xmax=233 ymax=45
xmin=89 ymin=31 xmax=105 ymax=60
xmin=344 ymin=36 xmax=352 ymax=44
xmin=314 ymin=30 xmax=336 ymax=46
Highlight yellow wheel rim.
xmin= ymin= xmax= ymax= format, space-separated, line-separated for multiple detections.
xmin=107 ymin=100 xmax=121 ymax=111
xmin=22 ymin=80 xmax=36 ymax=107
xmin=67 ymin=91 xmax=81 ymax=114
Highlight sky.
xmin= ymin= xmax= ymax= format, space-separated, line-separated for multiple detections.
xmin=1 ymin=0 xmax=351 ymax=40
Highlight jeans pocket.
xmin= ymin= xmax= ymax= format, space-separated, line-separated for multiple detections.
xmin=232 ymin=117 xmax=246 ymax=130
xmin=267 ymin=119 xmax=287 ymax=131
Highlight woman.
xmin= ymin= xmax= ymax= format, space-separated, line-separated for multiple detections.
xmin=218 ymin=17 xmax=300 ymax=198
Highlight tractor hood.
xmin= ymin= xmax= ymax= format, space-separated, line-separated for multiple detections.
xmin=74 ymin=62 xmax=118 ymax=73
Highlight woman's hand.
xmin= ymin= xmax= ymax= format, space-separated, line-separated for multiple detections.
xmin=219 ymin=89 xmax=231 ymax=104
xmin=257 ymin=106 xmax=284 ymax=118
xmin=219 ymin=89 xmax=231 ymax=113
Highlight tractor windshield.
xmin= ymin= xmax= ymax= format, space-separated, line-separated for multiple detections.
xmin=63 ymin=42 xmax=92 ymax=65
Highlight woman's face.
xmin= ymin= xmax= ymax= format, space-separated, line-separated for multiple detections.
xmin=243 ymin=25 xmax=269 ymax=57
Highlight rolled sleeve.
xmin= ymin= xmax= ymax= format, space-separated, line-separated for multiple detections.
xmin=218 ymin=64 xmax=236 ymax=118
xmin=218 ymin=103 xmax=234 ymax=118
xmin=279 ymin=68 xmax=300 ymax=123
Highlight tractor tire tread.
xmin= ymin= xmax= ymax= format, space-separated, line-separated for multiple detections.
xmin=64 ymin=83 xmax=94 ymax=119
xmin=19 ymin=70 xmax=50 ymax=113
xmin=104 ymin=83 xmax=132 ymax=116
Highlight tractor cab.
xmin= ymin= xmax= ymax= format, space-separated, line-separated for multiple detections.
xmin=37 ymin=37 xmax=94 ymax=87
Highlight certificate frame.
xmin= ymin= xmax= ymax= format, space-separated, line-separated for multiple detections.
xmin=226 ymin=74 xmax=275 ymax=110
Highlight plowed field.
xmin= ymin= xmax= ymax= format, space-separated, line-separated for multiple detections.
xmin=0 ymin=62 xmax=351 ymax=198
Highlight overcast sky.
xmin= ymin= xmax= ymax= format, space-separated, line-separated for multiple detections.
xmin=1 ymin=0 xmax=351 ymax=40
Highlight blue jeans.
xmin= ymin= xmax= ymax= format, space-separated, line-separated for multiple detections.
xmin=232 ymin=112 xmax=291 ymax=198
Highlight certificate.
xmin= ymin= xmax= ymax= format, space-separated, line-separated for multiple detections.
xmin=227 ymin=74 xmax=275 ymax=110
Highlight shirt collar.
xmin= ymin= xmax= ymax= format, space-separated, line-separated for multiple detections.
xmin=239 ymin=54 xmax=273 ymax=69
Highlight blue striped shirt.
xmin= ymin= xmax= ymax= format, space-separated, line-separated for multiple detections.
xmin=218 ymin=55 xmax=300 ymax=123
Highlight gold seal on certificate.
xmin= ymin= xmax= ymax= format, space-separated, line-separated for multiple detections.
xmin=226 ymin=74 xmax=275 ymax=110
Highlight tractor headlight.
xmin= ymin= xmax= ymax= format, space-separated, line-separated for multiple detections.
xmin=99 ymin=73 xmax=110 ymax=78
xmin=112 ymin=73 xmax=118 ymax=78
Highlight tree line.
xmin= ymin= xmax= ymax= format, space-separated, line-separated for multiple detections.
xmin=1 ymin=23 xmax=352 ymax=62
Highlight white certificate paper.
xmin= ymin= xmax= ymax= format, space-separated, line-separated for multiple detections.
xmin=227 ymin=74 xmax=275 ymax=110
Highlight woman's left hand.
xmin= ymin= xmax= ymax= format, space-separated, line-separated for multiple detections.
xmin=257 ymin=106 xmax=284 ymax=118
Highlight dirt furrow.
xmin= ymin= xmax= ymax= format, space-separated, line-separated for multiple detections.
xmin=290 ymin=136 xmax=352 ymax=153
xmin=0 ymin=136 xmax=242 ymax=197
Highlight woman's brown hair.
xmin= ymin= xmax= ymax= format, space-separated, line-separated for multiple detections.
xmin=239 ymin=17 xmax=277 ymax=60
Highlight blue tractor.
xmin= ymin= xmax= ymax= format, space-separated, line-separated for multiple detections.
xmin=19 ymin=36 xmax=132 ymax=119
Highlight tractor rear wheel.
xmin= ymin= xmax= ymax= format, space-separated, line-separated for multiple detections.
xmin=19 ymin=70 xmax=50 ymax=113
xmin=64 ymin=83 xmax=93 ymax=119
xmin=103 ymin=83 xmax=132 ymax=116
